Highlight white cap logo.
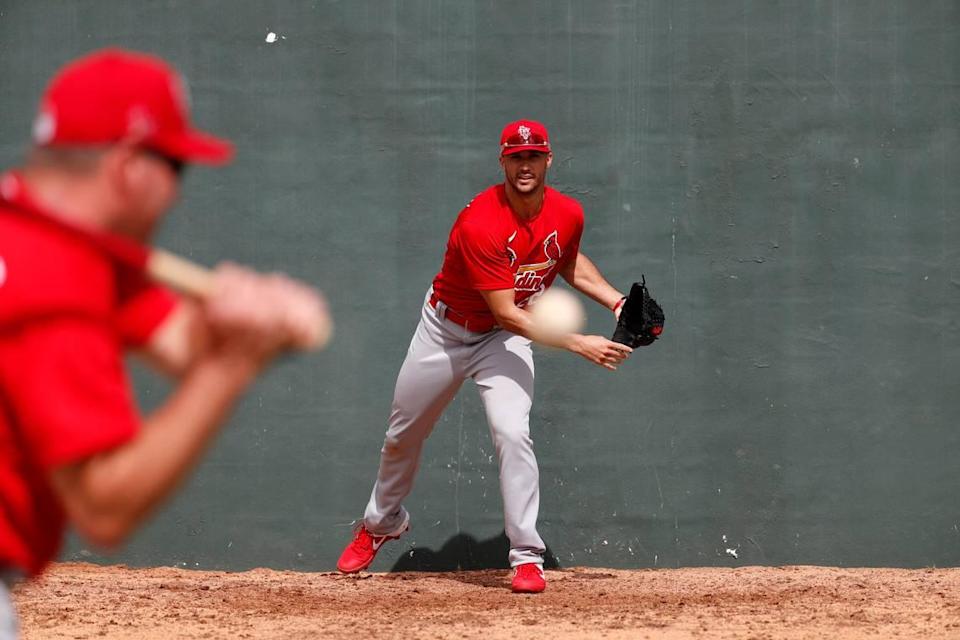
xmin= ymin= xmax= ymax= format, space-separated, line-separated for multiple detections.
xmin=0 ymin=256 xmax=7 ymax=289
xmin=32 ymin=107 xmax=56 ymax=145
xmin=518 ymin=125 xmax=531 ymax=143
xmin=126 ymin=106 xmax=156 ymax=140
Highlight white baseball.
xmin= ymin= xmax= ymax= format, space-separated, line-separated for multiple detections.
xmin=530 ymin=287 xmax=586 ymax=335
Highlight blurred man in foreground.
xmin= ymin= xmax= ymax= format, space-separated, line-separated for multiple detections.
xmin=0 ymin=48 xmax=327 ymax=638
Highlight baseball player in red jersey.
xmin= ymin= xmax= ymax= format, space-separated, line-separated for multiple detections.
xmin=0 ymin=49 xmax=326 ymax=637
xmin=337 ymin=120 xmax=632 ymax=593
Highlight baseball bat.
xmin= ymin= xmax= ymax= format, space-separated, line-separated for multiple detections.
xmin=146 ymin=248 xmax=216 ymax=299
xmin=144 ymin=247 xmax=332 ymax=351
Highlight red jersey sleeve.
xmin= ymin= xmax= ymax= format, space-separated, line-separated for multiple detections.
xmin=560 ymin=201 xmax=585 ymax=270
xmin=5 ymin=319 xmax=140 ymax=470
xmin=115 ymin=284 xmax=178 ymax=347
xmin=455 ymin=220 xmax=515 ymax=290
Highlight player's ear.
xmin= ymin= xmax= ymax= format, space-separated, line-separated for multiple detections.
xmin=108 ymin=143 xmax=161 ymax=210
xmin=102 ymin=144 xmax=140 ymax=185
xmin=546 ymin=152 xmax=553 ymax=169
xmin=101 ymin=144 xmax=138 ymax=197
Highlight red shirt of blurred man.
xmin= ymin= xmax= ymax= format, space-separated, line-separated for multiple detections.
xmin=0 ymin=48 xmax=317 ymax=587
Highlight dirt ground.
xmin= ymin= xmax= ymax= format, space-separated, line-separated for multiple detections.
xmin=13 ymin=562 xmax=960 ymax=639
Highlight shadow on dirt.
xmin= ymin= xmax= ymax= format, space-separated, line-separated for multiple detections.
xmin=390 ymin=531 xmax=560 ymax=574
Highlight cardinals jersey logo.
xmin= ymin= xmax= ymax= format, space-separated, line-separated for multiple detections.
xmin=514 ymin=230 xmax=561 ymax=292
xmin=518 ymin=230 xmax=561 ymax=274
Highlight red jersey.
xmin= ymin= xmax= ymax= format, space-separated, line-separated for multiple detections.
xmin=0 ymin=173 xmax=177 ymax=577
xmin=432 ymin=184 xmax=584 ymax=331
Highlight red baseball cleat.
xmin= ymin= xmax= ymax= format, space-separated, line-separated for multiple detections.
xmin=511 ymin=563 xmax=546 ymax=593
xmin=336 ymin=514 xmax=409 ymax=574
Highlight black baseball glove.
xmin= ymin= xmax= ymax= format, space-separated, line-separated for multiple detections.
xmin=612 ymin=275 xmax=665 ymax=347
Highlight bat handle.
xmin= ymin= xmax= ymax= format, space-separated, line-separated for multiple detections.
xmin=146 ymin=248 xmax=216 ymax=298
xmin=146 ymin=248 xmax=333 ymax=351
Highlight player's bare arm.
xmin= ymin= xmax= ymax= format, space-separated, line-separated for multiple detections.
xmin=136 ymin=300 xmax=207 ymax=377
xmin=138 ymin=267 xmax=328 ymax=378
xmin=478 ymin=288 xmax=631 ymax=371
xmin=559 ymin=252 xmax=626 ymax=316
xmin=50 ymin=352 xmax=257 ymax=547
xmin=50 ymin=268 xmax=313 ymax=548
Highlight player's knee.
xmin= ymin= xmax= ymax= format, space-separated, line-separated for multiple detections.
xmin=382 ymin=427 xmax=424 ymax=454
xmin=491 ymin=425 xmax=533 ymax=452
xmin=382 ymin=434 xmax=410 ymax=454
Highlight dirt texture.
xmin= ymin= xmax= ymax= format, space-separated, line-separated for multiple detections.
xmin=13 ymin=562 xmax=960 ymax=639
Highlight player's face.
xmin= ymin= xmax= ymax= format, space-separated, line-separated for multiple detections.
xmin=500 ymin=151 xmax=552 ymax=195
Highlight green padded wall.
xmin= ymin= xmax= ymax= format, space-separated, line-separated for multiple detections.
xmin=0 ymin=1 xmax=957 ymax=570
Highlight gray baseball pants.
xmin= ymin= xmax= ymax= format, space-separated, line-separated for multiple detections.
xmin=0 ymin=575 xmax=18 ymax=640
xmin=363 ymin=290 xmax=546 ymax=567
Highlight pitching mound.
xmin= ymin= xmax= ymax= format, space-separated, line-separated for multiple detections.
xmin=15 ymin=562 xmax=960 ymax=639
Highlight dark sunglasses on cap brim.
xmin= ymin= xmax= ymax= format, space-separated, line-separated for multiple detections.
xmin=501 ymin=132 xmax=550 ymax=150
xmin=142 ymin=147 xmax=186 ymax=177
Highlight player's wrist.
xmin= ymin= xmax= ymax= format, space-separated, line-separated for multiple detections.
xmin=190 ymin=349 xmax=262 ymax=390
xmin=562 ymin=333 xmax=585 ymax=354
xmin=612 ymin=296 xmax=627 ymax=315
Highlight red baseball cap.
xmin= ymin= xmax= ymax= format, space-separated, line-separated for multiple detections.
xmin=32 ymin=48 xmax=233 ymax=165
xmin=500 ymin=120 xmax=550 ymax=156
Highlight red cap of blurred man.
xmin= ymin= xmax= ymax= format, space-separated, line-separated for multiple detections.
xmin=32 ymin=48 xmax=233 ymax=165
xmin=499 ymin=119 xmax=550 ymax=157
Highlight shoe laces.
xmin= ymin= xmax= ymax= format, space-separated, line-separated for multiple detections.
xmin=516 ymin=564 xmax=543 ymax=579
xmin=350 ymin=523 xmax=374 ymax=551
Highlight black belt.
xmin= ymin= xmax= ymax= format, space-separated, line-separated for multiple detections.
xmin=428 ymin=292 xmax=498 ymax=333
